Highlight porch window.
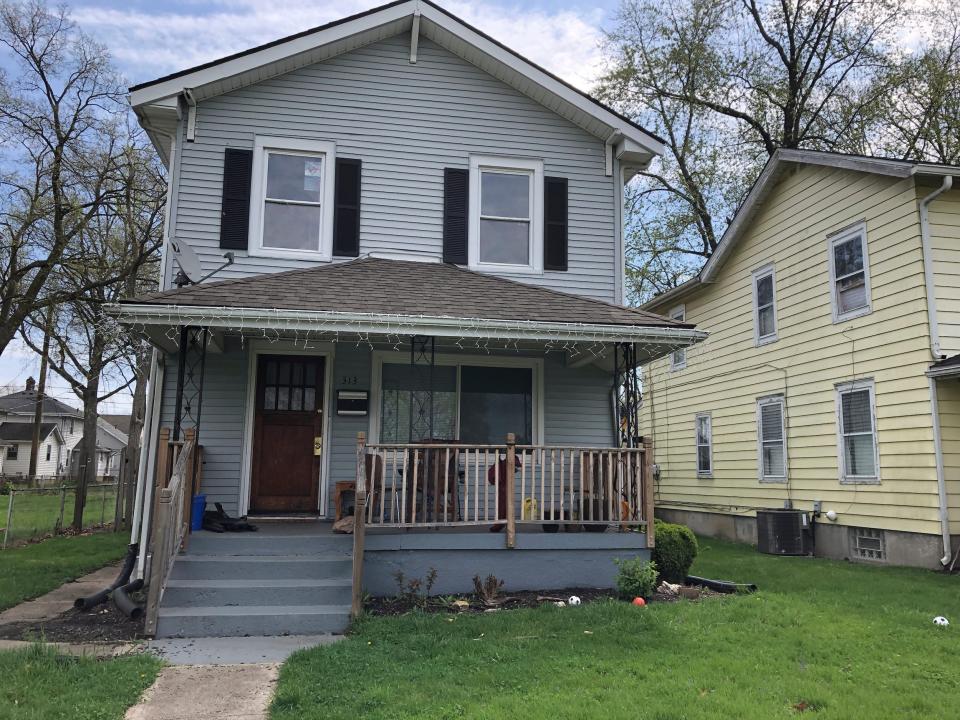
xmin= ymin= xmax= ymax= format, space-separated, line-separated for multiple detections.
xmin=828 ymin=224 xmax=871 ymax=322
xmin=757 ymin=396 xmax=787 ymax=482
xmin=469 ymin=155 xmax=543 ymax=273
xmin=380 ymin=364 xmax=457 ymax=442
xmin=459 ymin=366 xmax=533 ymax=444
xmin=835 ymin=379 xmax=879 ymax=483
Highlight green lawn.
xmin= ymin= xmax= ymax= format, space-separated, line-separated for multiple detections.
xmin=1 ymin=485 xmax=118 ymax=544
xmin=0 ymin=644 xmax=161 ymax=720
xmin=273 ymin=537 xmax=960 ymax=719
xmin=0 ymin=532 xmax=128 ymax=610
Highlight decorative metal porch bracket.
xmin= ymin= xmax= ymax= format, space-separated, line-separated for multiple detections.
xmin=613 ymin=341 xmax=641 ymax=448
xmin=172 ymin=326 xmax=208 ymax=488
xmin=409 ymin=334 xmax=435 ymax=441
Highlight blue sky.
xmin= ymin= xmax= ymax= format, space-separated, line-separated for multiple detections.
xmin=0 ymin=0 xmax=624 ymax=412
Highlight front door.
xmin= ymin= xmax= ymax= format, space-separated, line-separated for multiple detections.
xmin=250 ymin=355 xmax=325 ymax=513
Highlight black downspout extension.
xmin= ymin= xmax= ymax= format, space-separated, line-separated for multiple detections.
xmin=74 ymin=543 xmax=138 ymax=611
xmin=686 ymin=575 xmax=758 ymax=594
xmin=112 ymin=578 xmax=145 ymax=619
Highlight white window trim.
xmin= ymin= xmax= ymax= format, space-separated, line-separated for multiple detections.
xmin=752 ymin=264 xmax=778 ymax=346
xmin=695 ymin=412 xmax=712 ymax=477
xmin=827 ymin=222 xmax=872 ymax=323
xmin=369 ymin=351 xmax=544 ymax=444
xmin=670 ymin=305 xmax=686 ymax=370
xmin=468 ymin=155 xmax=544 ymax=275
xmin=248 ymin=135 xmax=337 ymax=262
xmin=835 ymin=378 xmax=881 ymax=485
xmin=756 ymin=394 xmax=788 ymax=483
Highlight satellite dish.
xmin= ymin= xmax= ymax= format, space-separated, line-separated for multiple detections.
xmin=169 ymin=238 xmax=234 ymax=287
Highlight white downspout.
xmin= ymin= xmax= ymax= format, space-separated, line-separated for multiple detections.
xmin=919 ymin=175 xmax=954 ymax=566
xmin=135 ymin=352 xmax=165 ymax=580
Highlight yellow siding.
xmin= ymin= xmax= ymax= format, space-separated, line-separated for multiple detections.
xmin=643 ymin=165 xmax=943 ymax=536
xmin=928 ymin=187 xmax=960 ymax=356
xmin=936 ymin=379 xmax=960 ymax=535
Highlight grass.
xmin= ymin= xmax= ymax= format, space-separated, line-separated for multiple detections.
xmin=1 ymin=485 xmax=118 ymax=544
xmin=0 ymin=644 xmax=161 ymax=720
xmin=273 ymin=537 xmax=960 ymax=719
xmin=0 ymin=531 xmax=128 ymax=611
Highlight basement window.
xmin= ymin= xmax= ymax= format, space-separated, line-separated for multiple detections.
xmin=850 ymin=527 xmax=886 ymax=562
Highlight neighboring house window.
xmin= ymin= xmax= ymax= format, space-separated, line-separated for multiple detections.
xmin=670 ymin=305 xmax=686 ymax=370
xmin=249 ymin=136 xmax=336 ymax=261
xmin=695 ymin=413 xmax=712 ymax=476
xmin=69 ymin=419 xmax=74 ymax=434
xmin=7 ymin=444 xmax=17 ymax=460
xmin=835 ymin=379 xmax=880 ymax=483
xmin=757 ymin=396 xmax=787 ymax=482
xmin=828 ymin=223 xmax=871 ymax=322
xmin=468 ymin=155 xmax=543 ymax=273
xmin=45 ymin=444 xmax=51 ymax=461
xmin=752 ymin=265 xmax=777 ymax=345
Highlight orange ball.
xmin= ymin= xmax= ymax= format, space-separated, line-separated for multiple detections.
xmin=632 ymin=597 xmax=646 ymax=607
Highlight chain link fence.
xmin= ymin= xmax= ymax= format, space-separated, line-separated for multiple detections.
xmin=0 ymin=478 xmax=133 ymax=548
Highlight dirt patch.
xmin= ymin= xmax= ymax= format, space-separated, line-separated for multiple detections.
xmin=0 ymin=599 xmax=144 ymax=642
xmin=365 ymin=585 xmax=721 ymax=616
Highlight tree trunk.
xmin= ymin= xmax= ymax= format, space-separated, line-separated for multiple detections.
xmin=72 ymin=338 xmax=104 ymax=530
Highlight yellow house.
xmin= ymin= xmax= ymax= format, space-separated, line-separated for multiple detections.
xmin=641 ymin=149 xmax=960 ymax=569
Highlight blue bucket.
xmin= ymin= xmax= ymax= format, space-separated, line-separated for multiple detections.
xmin=191 ymin=494 xmax=206 ymax=531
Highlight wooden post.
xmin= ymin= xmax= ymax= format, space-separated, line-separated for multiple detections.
xmin=643 ymin=438 xmax=655 ymax=548
xmin=180 ymin=429 xmax=197 ymax=551
xmin=144 ymin=486 xmax=172 ymax=637
xmin=351 ymin=432 xmax=368 ymax=618
xmin=505 ymin=433 xmax=516 ymax=549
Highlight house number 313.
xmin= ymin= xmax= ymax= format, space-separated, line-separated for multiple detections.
xmin=340 ymin=375 xmax=359 ymax=386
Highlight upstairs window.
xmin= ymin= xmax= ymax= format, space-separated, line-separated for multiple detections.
xmin=469 ymin=156 xmax=543 ymax=273
xmin=695 ymin=413 xmax=712 ymax=476
xmin=757 ymin=396 xmax=787 ymax=482
xmin=250 ymin=137 xmax=336 ymax=260
xmin=836 ymin=379 xmax=879 ymax=483
xmin=6 ymin=444 xmax=17 ymax=460
xmin=828 ymin=224 xmax=871 ymax=322
xmin=45 ymin=444 xmax=51 ymax=461
xmin=670 ymin=305 xmax=686 ymax=370
xmin=752 ymin=265 xmax=777 ymax=345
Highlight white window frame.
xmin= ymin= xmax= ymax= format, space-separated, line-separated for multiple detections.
xmin=670 ymin=305 xmax=686 ymax=370
xmin=835 ymin=378 xmax=880 ymax=484
xmin=248 ymin=135 xmax=337 ymax=262
xmin=756 ymin=395 xmax=788 ymax=483
xmin=695 ymin=412 xmax=712 ymax=477
xmin=827 ymin=222 xmax=872 ymax=323
xmin=752 ymin=264 xmax=778 ymax=346
xmin=468 ymin=155 xmax=544 ymax=275
xmin=369 ymin=351 xmax=544 ymax=445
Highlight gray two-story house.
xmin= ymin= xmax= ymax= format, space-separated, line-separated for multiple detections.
xmin=118 ymin=0 xmax=705 ymax=638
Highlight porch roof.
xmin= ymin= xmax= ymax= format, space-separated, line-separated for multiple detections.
xmin=115 ymin=258 xmax=706 ymax=350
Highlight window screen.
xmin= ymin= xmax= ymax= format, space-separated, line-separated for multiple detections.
xmin=758 ymin=398 xmax=786 ymax=480
xmin=832 ymin=232 xmax=869 ymax=317
xmin=695 ymin=414 xmax=711 ymax=475
xmin=839 ymin=387 xmax=877 ymax=478
xmin=460 ymin=366 xmax=533 ymax=444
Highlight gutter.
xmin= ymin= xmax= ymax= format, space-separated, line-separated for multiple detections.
xmin=919 ymin=175 xmax=955 ymax=567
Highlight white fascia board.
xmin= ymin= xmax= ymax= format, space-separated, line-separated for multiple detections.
xmin=110 ymin=303 xmax=708 ymax=347
xmin=129 ymin=2 xmax=417 ymax=107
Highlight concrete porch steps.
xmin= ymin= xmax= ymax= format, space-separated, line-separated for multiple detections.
xmin=156 ymin=527 xmax=353 ymax=639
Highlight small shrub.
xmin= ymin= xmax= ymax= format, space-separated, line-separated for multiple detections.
xmin=392 ymin=567 xmax=438 ymax=608
xmin=472 ymin=574 xmax=504 ymax=606
xmin=652 ymin=520 xmax=699 ymax=584
xmin=614 ymin=556 xmax=658 ymax=600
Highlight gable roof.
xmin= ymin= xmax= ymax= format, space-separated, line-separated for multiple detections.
xmin=0 ymin=390 xmax=81 ymax=418
xmin=0 ymin=422 xmax=61 ymax=443
xmin=101 ymin=414 xmax=132 ymax=436
xmin=130 ymin=0 xmax=663 ymax=162
xmin=641 ymin=149 xmax=960 ymax=311
xmin=125 ymin=256 xmax=687 ymax=329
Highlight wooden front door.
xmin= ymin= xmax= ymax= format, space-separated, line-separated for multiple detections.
xmin=250 ymin=355 xmax=325 ymax=513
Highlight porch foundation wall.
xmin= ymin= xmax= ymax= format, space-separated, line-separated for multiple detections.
xmin=362 ymin=532 xmax=649 ymax=596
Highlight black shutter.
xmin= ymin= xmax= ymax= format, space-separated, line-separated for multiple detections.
xmin=219 ymin=148 xmax=253 ymax=250
xmin=443 ymin=168 xmax=469 ymax=264
xmin=544 ymin=176 xmax=568 ymax=271
xmin=333 ymin=158 xmax=362 ymax=257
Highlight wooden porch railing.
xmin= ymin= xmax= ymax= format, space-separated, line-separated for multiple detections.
xmin=350 ymin=432 xmax=654 ymax=616
xmin=144 ymin=428 xmax=198 ymax=636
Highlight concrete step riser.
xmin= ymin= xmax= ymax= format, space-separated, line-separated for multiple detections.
xmin=169 ymin=559 xmax=352 ymax=581
xmin=187 ymin=536 xmax=352 ymax=556
xmin=156 ymin=612 xmax=350 ymax=638
xmin=162 ymin=584 xmax=352 ymax=608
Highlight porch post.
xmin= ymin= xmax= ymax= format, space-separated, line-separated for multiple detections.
xmin=643 ymin=436 xmax=655 ymax=548
xmin=351 ymin=431 xmax=368 ymax=617
xmin=505 ymin=433 xmax=516 ymax=549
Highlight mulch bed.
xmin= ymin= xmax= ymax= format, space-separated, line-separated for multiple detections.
xmin=0 ymin=600 xmax=145 ymax=643
xmin=365 ymin=584 xmax=721 ymax=616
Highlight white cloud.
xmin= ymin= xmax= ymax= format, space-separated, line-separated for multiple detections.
xmin=73 ymin=0 xmax=606 ymax=91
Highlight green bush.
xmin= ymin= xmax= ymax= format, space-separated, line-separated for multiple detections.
xmin=614 ymin=556 xmax=658 ymax=600
xmin=652 ymin=519 xmax=699 ymax=584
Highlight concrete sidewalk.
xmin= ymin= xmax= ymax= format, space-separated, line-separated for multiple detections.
xmin=0 ymin=562 xmax=121 ymax=625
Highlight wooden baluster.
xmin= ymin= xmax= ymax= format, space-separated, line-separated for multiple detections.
xmin=401 ymin=449 xmax=409 ymax=526
xmin=606 ymin=451 xmax=614 ymax=525
xmin=520 ymin=448 xmax=527 ymax=522
xmin=538 ymin=448 xmax=545 ymax=521
xmin=351 ymin=432 xmax=367 ymax=617
xmin=549 ymin=449 xmax=556 ymax=522
xmin=558 ymin=448 xmax=565 ymax=524
xmin=474 ymin=449 xmax=480 ymax=523
xmin=505 ymin=434 xmax=516 ymax=548
xmin=569 ymin=449 xmax=576 ymax=525
xmin=463 ymin=449 xmax=470 ymax=523
xmin=493 ymin=449 xmax=500 ymax=525
xmin=643 ymin=439 xmax=655 ymax=547
xmin=443 ymin=447 xmax=450 ymax=523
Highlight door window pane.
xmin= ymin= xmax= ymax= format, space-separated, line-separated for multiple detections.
xmin=460 ymin=366 xmax=533 ymax=444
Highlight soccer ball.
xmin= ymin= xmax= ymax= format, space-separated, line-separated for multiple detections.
xmin=933 ymin=616 xmax=950 ymax=627
xmin=568 ymin=595 xmax=581 ymax=606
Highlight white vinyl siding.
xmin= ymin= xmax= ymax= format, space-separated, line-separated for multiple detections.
xmin=828 ymin=223 xmax=872 ymax=322
xmin=752 ymin=264 xmax=777 ymax=345
xmin=695 ymin=413 xmax=712 ymax=476
xmin=835 ymin=379 xmax=880 ymax=484
xmin=757 ymin=396 xmax=787 ymax=482
xmin=670 ymin=305 xmax=686 ymax=370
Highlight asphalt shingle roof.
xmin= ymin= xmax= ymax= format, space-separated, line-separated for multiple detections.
xmin=0 ymin=390 xmax=80 ymax=417
xmin=126 ymin=257 xmax=687 ymax=329
xmin=0 ymin=422 xmax=57 ymax=442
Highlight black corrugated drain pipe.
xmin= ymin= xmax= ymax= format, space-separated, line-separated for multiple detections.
xmin=74 ymin=543 xmax=138 ymax=610
xmin=112 ymin=578 xmax=144 ymax=619
xmin=686 ymin=575 xmax=758 ymax=594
